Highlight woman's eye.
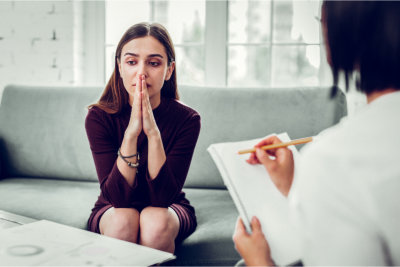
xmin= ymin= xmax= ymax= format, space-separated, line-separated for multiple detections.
xmin=149 ymin=61 xmax=160 ymax=66
xmin=127 ymin=60 xmax=136 ymax=65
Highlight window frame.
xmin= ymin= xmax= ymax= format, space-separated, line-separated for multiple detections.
xmin=99 ymin=0 xmax=328 ymax=87
xmin=80 ymin=1 xmax=106 ymax=85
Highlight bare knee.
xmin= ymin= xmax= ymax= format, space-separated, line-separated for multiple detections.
xmin=100 ymin=208 xmax=140 ymax=243
xmin=139 ymin=207 xmax=179 ymax=252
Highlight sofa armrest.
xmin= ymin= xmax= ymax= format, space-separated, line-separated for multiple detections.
xmin=0 ymin=149 xmax=3 ymax=179
xmin=0 ymin=155 xmax=2 ymax=178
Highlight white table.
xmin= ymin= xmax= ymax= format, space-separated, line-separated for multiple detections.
xmin=0 ymin=214 xmax=175 ymax=266
xmin=0 ymin=210 xmax=37 ymax=230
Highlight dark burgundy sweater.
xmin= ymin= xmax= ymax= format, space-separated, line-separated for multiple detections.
xmin=85 ymin=98 xmax=201 ymax=217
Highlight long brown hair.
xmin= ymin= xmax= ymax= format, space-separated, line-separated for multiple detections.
xmin=90 ymin=22 xmax=179 ymax=114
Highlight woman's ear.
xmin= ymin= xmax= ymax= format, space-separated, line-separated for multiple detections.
xmin=165 ymin=61 xmax=175 ymax=81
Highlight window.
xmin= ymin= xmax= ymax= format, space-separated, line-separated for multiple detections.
xmin=105 ymin=0 xmax=205 ymax=85
xmin=105 ymin=0 xmax=329 ymax=87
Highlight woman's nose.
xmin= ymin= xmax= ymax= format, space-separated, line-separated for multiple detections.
xmin=136 ymin=62 xmax=147 ymax=78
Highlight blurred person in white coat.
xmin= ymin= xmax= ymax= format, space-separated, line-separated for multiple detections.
xmin=233 ymin=1 xmax=400 ymax=265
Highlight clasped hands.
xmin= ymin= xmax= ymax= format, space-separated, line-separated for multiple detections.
xmin=125 ymin=75 xmax=160 ymax=140
xmin=233 ymin=135 xmax=295 ymax=266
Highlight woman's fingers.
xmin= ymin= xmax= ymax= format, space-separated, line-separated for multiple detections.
xmin=255 ymin=135 xmax=282 ymax=148
xmin=235 ymin=217 xmax=248 ymax=235
xmin=140 ymin=75 xmax=159 ymax=137
xmin=247 ymin=136 xmax=283 ymax=164
xmin=250 ymin=216 xmax=263 ymax=234
xmin=255 ymin=148 xmax=274 ymax=168
xmin=141 ymin=75 xmax=150 ymax=116
xmin=246 ymin=152 xmax=260 ymax=164
xmin=233 ymin=217 xmax=249 ymax=245
xmin=132 ymin=76 xmax=142 ymax=119
xmin=125 ymin=76 xmax=142 ymax=138
xmin=250 ymin=135 xmax=295 ymax=197
xmin=255 ymin=136 xmax=283 ymax=157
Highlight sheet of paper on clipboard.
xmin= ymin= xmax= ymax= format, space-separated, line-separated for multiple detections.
xmin=207 ymin=132 xmax=301 ymax=265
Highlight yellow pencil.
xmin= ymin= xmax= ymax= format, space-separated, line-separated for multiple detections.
xmin=237 ymin=136 xmax=313 ymax=155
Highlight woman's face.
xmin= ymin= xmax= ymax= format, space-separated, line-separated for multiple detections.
xmin=118 ymin=35 xmax=175 ymax=107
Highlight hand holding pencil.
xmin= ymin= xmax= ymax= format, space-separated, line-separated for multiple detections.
xmin=244 ymin=135 xmax=312 ymax=197
xmin=238 ymin=136 xmax=313 ymax=154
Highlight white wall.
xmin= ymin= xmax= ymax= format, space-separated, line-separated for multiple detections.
xmin=0 ymin=1 xmax=73 ymax=102
xmin=0 ymin=1 xmax=105 ymax=104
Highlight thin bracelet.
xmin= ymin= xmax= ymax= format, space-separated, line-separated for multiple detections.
xmin=118 ymin=148 xmax=139 ymax=159
xmin=118 ymin=149 xmax=140 ymax=169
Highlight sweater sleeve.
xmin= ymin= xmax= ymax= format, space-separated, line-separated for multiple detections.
xmin=85 ymin=108 xmax=138 ymax=208
xmin=146 ymin=113 xmax=201 ymax=207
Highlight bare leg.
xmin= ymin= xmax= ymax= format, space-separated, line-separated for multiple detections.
xmin=138 ymin=207 xmax=180 ymax=253
xmin=99 ymin=207 xmax=140 ymax=244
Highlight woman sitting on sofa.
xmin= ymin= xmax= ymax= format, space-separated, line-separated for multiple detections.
xmin=85 ymin=22 xmax=201 ymax=253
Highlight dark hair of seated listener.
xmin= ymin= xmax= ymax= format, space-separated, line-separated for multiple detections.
xmin=325 ymin=1 xmax=400 ymax=96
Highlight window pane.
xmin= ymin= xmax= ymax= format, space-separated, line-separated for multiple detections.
xmin=273 ymin=0 xmax=320 ymax=44
xmin=229 ymin=0 xmax=271 ymax=43
xmin=105 ymin=1 xmax=151 ymax=45
xmin=228 ymin=45 xmax=271 ymax=87
xmin=153 ymin=0 xmax=205 ymax=44
xmin=105 ymin=0 xmax=205 ymax=85
xmin=175 ymin=46 xmax=205 ymax=85
xmin=271 ymin=45 xmax=320 ymax=87
xmin=105 ymin=0 xmax=151 ymax=79
xmin=105 ymin=45 xmax=116 ymax=82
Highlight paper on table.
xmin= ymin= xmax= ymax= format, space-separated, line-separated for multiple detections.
xmin=207 ymin=132 xmax=301 ymax=265
xmin=0 ymin=220 xmax=175 ymax=266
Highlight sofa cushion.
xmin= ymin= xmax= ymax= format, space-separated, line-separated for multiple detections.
xmin=174 ymin=188 xmax=241 ymax=266
xmin=0 ymin=178 xmax=241 ymax=266
xmin=0 ymin=177 xmax=99 ymax=229
xmin=179 ymin=86 xmax=347 ymax=189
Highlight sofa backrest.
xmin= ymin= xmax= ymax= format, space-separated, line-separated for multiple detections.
xmin=179 ymin=86 xmax=347 ymax=189
xmin=0 ymin=85 xmax=347 ymax=188
xmin=0 ymin=85 xmax=100 ymax=181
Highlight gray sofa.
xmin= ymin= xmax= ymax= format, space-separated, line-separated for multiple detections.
xmin=0 ymin=84 xmax=347 ymax=266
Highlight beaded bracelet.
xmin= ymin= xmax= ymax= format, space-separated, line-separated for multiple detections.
xmin=118 ymin=149 xmax=139 ymax=159
xmin=118 ymin=148 xmax=140 ymax=169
